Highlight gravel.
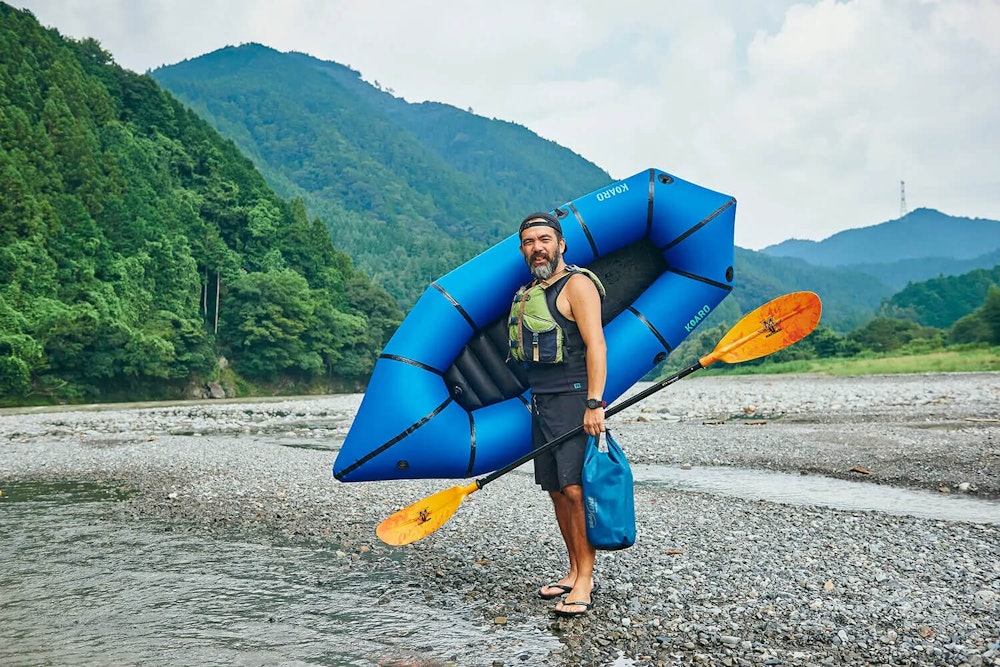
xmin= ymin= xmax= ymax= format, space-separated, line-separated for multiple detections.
xmin=2 ymin=372 xmax=998 ymax=666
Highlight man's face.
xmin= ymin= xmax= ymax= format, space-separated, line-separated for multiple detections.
xmin=519 ymin=224 xmax=563 ymax=280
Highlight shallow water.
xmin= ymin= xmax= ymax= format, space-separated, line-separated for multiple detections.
xmin=632 ymin=464 xmax=1000 ymax=525
xmin=0 ymin=482 xmax=558 ymax=667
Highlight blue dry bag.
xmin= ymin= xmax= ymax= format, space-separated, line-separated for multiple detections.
xmin=582 ymin=430 xmax=636 ymax=550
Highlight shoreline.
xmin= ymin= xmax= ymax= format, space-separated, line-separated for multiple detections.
xmin=2 ymin=372 xmax=998 ymax=666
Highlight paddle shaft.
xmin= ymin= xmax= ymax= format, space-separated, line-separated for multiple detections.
xmin=474 ymin=294 xmax=815 ymax=490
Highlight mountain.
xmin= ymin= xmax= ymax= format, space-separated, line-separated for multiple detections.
xmin=761 ymin=208 xmax=1000 ymax=288
xmin=151 ymin=44 xmax=612 ymax=308
xmin=844 ymin=248 xmax=1000 ymax=291
xmin=0 ymin=5 xmax=400 ymax=402
xmin=151 ymin=43 xmax=909 ymax=331
xmin=731 ymin=248 xmax=893 ymax=332
xmin=881 ymin=265 xmax=1000 ymax=328
xmin=5 ymin=5 xmax=993 ymax=408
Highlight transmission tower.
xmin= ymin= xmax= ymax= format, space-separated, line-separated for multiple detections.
xmin=899 ymin=180 xmax=908 ymax=217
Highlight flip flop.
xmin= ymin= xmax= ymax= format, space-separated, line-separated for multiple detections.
xmin=538 ymin=583 xmax=573 ymax=600
xmin=554 ymin=600 xmax=593 ymax=617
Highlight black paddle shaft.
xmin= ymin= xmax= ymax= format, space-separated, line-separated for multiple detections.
xmin=475 ymin=361 xmax=703 ymax=489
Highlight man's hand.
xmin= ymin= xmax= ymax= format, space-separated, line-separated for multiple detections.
xmin=584 ymin=405 xmax=605 ymax=435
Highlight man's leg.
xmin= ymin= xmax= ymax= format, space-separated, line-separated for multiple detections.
xmin=537 ymin=439 xmax=579 ymax=597
xmin=547 ymin=489 xmax=579 ymax=587
xmin=534 ymin=392 xmax=594 ymax=602
xmin=553 ymin=484 xmax=595 ymax=612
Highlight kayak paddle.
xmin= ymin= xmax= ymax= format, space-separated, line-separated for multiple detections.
xmin=376 ymin=290 xmax=822 ymax=546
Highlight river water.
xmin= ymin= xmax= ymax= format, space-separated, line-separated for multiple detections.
xmin=0 ymin=481 xmax=559 ymax=667
xmin=631 ymin=464 xmax=1000 ymax=525
xmin=3 ymin=466 xmax=997 ymax=666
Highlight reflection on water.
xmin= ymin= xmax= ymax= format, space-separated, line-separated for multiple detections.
xmin=0 ymin=482 xmax=558 ymax=667
xmin=632 ymin=465 xmax=1000 ymax=525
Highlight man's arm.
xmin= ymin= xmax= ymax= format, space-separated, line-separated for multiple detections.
xmin=564 ymin=274 xmax=607 ymax=435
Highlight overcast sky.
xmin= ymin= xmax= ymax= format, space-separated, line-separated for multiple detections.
xmin=13 ymin=0 xmax=1000 ymax=249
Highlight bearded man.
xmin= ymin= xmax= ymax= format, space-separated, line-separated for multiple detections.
xmin=508 ymin=211 xmax=607 ymax=617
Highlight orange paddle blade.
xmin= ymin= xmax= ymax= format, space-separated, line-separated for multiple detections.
xmin=376 ymin=481 xmax=479 ymax=546
xmin=701 ymin=291 xmax=822 ymax=367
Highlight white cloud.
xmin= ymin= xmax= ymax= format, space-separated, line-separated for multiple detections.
xmin=12 ymin=0 xmax=1000 ymax=248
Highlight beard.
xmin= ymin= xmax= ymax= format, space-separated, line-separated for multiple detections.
xmin=527 ymin=248 xmax=561 ymax=280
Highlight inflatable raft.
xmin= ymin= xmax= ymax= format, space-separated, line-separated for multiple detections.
xmin=334 ymin=168 xmax=736 ymax=482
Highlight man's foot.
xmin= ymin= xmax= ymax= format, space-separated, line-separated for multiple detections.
xmin=554 ymin=577 xmax=594 ymax=616
xmin=554 ymin=599 xmax=593 ymax=617
xmin=538 ymin=582 xmax=573 ymax=600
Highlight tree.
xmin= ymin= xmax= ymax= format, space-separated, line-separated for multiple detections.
xmin=0 ymin=300 xmax=42 ymax=398
xmin=305 ymin=293 xmax=370 ymax=376
xmin=949 ymin=285 xmax=1000 ymax=345
xmin=981 ymin=285 xmax=1000 ymax=345
xmin=219 ymin=270 xmax=321 ymax=379
xmin=846 ymin=317 xmax=937 ymax=353
xmin=949 ymin=312 xmax=990 ymax=345
xmin=804 ymin=326 xmax=843 ymax=358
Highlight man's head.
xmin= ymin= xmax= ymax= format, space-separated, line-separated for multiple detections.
xmin=518 ymin=211 xmax=566 ymax=280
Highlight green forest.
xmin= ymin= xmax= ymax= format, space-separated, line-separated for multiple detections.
xmin=1 ymin=5 xmax=997 ymax=407
xmin=0 ymin=5 xmax=401 ymax=404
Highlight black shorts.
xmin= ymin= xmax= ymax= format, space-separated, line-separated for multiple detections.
xmin=531 ymin=392 xmax=588 ymax=492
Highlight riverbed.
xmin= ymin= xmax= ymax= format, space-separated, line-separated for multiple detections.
xmin=2 ymin=373 xmax=998 ymax=666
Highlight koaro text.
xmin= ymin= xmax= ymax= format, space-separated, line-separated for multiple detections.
xmin=684 ymin=305 xmax=712 ymax=333
xmin=595 ymin=182 xmax=629 ymax=202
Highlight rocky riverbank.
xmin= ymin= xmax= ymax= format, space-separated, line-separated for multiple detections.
xmin=2 ymin=373 xmax=998 ymax=666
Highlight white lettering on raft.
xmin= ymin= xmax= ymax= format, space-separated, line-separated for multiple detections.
xmin=684 ymin=305 xmax=712 ymax=332
xmin=595 ymin=182 xmax=629 ymax=202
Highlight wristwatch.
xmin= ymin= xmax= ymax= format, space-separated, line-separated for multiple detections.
xmin=585 ymin=398 xmax=606 ymax=410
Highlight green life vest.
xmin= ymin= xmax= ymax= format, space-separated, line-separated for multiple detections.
xmin=508 ymin=266 xmax=605 ymax=364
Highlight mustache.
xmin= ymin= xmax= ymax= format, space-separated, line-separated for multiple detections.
xmin=530 ymin=251 xmax=549 ymax=261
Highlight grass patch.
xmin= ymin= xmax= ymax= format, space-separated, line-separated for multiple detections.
xmin=711 ymin=346 xmax=1000 ymax=376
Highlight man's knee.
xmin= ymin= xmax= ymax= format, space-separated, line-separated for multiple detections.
xmin=560 ymin=484 xmax=584 ymax=504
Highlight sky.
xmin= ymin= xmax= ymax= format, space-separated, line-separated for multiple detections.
xmin=12 ymin=0 xmax=1000 ymax=249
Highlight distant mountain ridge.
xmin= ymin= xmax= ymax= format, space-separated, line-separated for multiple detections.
xmin=847 ymin=248 xmax=1000 ymax=290
xmin=731 ymin=248 xmax=894 ymax=331
xmin=762 ymin=208 xmax=1000 ymax=267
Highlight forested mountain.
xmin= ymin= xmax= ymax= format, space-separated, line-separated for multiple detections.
xmin=0 ymin=5 xmax=401 ymax=403
xmin=881 ymin=265 xmax=1000 ymax=328
xmin=152 ymin=44 xmax=613 ymax=307
xmin=158 ymin=44 xmax=991 ymax=334
xmin=761 ymin=208 xmax=1000 ymax=288
xmin=730 ymin=249 xmax=893 ymax=332
xmin=150 ymin=43 xmax=914 ymax=333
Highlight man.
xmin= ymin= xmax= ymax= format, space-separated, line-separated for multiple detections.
xmin=509 ymin=211 xmax=607 ymax=617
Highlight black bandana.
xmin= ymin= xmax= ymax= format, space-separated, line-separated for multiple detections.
xmin=518 ymin=211 xmax=562 ymax=236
